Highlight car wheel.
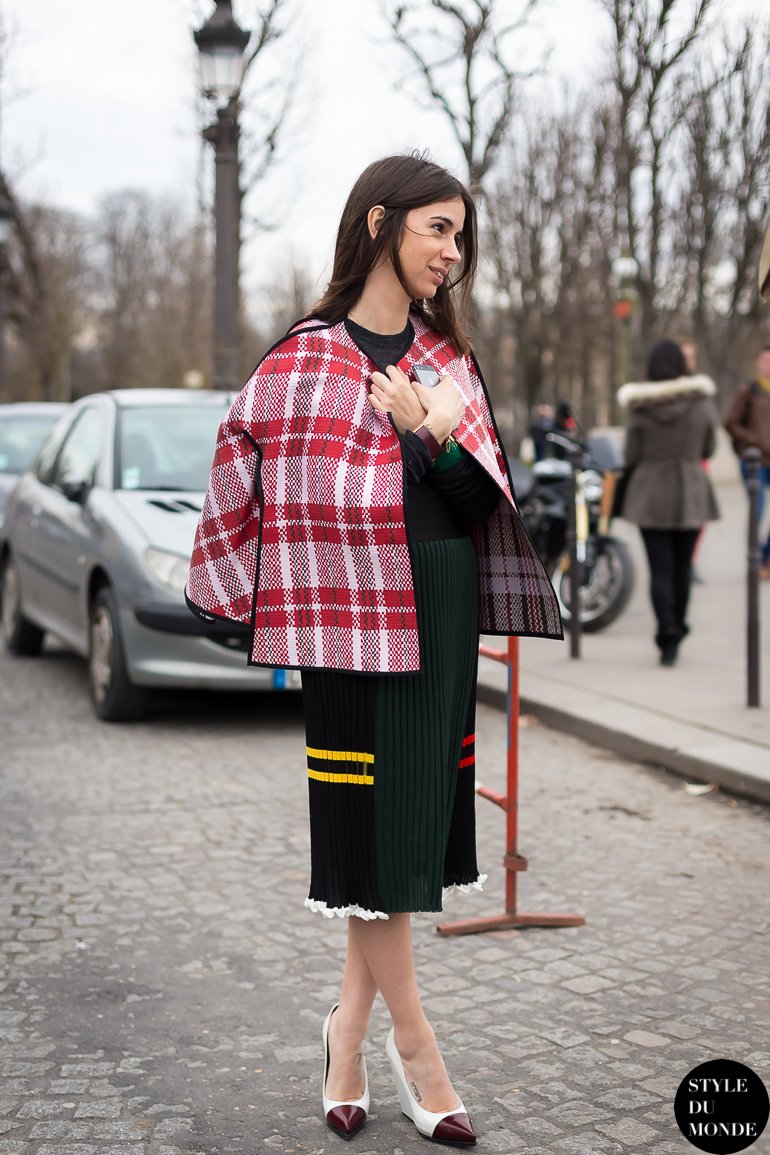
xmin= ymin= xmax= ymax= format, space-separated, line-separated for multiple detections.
xmin=88 ymin=586 xmax=148 ymax=722
xmin=0 ymin=554 xmax=45 ymax=655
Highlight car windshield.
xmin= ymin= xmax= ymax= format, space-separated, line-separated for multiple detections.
xmin=117 ymin=404 xmax=229 ymax=492
xmin=0 ymin=413 xmax=63 ymax=474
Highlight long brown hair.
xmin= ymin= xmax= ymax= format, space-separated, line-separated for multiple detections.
xmin=311 ymin=153 xmax=478 ymax=355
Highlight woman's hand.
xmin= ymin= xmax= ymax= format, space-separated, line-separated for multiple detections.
xmin=412 ymin=376 xmax=466 ymax=444
xmin=368 ymin=365 xmax=426 ymax=435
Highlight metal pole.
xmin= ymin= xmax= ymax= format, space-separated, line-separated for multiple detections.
xmin=437 ymin=637 xmax=585 ymax=936
xmin=567 ymin=460 xmax=582 ymax=658
xmin=745 ymin=448 xmax=761 ymax=708
xmin=505 ymin=634 xmax=520 ymax=915
xmin=204 ymin=106 xmax=241 ymax=391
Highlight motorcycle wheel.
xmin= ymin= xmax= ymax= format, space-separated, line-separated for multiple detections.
xmin=556 ymin=536 xmax=635 ymax=633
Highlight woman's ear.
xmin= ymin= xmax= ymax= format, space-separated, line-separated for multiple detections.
xmin=367 ymin=205 xmax=386 ymax=240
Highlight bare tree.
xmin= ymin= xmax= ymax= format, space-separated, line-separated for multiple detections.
xmin=12 ymin=204 xmax=89 ymax=402
xmin=600 ymin=0 xmax=716 ymax=354
xmin=0 ymin=7 xmax=27 ymax=137
xmin=92 ymin=191 xmax=212 ymax=393
xmin=262 ymin=258 xmax=315 ymax=342
xmin=549 ymin=103 xmax=619 ymax=425
xmin=238 ymin=1 xmax=298 ymax=209
xmin=235 ymin=256 xmax=316 ymax=379
xmin=485 ymin=99 xmax=616 ymax=432
xmin=675 ymin=21 xmax=770 ymax=394
xmin=0 ymin=167 xmax=91 ymax=403
xmin=382 ymin=0 xmax=541 ymax=192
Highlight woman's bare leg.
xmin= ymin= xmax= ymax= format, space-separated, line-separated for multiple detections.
xmin=324 ymin=920 xmax=377 ymax=1100
xmin=350 ymin=913 xmax=460 ymax=1113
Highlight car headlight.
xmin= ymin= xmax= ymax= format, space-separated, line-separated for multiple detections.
xmin=145 ymin=547 xmax=189 ymax=593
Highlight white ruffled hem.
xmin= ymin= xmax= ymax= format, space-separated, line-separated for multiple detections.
xmin=443 ymin=872 xmax=488 ymax=898
xmin=304 ymin=897 xmax=390 ymax=920
xmin=305 ymin=874 xmax=488 ymax=921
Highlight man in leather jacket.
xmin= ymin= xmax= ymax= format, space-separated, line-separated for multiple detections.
xmin=727 ymin=222 xmax=770 ymax=578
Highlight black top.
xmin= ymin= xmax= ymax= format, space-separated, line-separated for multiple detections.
xmin=345 ymin=318 xmax=500 ymax=542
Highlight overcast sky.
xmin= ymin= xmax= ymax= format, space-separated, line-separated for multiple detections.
xmin=2 ymin=0 xmax=765 ymax=308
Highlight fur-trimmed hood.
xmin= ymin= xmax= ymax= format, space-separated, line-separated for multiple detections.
xmin=617 ymin=375 xmax=716 ymax=410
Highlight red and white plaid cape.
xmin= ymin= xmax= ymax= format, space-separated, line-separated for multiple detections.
xmin=186 ymin=314 xmax=562 ymax=672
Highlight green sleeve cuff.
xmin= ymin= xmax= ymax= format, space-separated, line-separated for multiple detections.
xmin=431 ymin=439 xmax=463 ymax=474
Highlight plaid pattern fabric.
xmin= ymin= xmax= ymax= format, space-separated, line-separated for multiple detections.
xmin=186 ymin=315 xmax=561 ymax=672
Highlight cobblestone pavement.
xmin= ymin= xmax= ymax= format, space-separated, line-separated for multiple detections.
xmin=1 ymin=643 xmax=769 ymax=1155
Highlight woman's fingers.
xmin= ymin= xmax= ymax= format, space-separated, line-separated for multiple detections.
xmin=371 ymin=366 xmax=409 ymax=396
xmin=413 ymin=376 xmax=466 ymax=426
xmin=386 ymin=364 xmax=411 ymax=387
xmin=369 ymin=374 xmax=393 ymax=406
xmin=411 ymin=382 xmax=432 ymax=407
xmin=412 ymin=375 xmax=459 ymax=404
xmin=369 ymin=368 xmax=429 ymax=433
xmin=369 ymin=367 xmax=464 ymax=434
xmin=434 ymin=374 xmax=464 ymax=404
xmin=370 ymin=373 xmax=411 ymax=415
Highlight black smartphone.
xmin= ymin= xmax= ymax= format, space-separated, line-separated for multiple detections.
xmin=413 ymin=363 xmax=441 ymax=387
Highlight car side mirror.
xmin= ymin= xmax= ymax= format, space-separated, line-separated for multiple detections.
xmin=61 ymin=475 xmax=90 ymax=504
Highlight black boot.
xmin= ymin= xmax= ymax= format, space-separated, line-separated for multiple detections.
xmin=660 ymin=642 xmax=678 ymax=667
xmin=657 ymin=627 xmax=683 ymax=667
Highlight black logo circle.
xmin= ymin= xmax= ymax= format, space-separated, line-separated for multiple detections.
xmin=675 ymin=1059 xmax=769 ymax=1153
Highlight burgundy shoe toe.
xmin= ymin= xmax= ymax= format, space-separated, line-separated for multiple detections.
xmin=432 ymin=1111 xmax=477 ymax=1145
xmin=326 ymin=1104 xmax=367 ymax=1138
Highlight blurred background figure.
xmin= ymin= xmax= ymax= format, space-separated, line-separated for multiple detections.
xmin=528 ymin=403 xmax=554 ymax=462
xmin=675 ymin=334 xmax=707 ymax=583
xmin=724 ymin=345 xmax=770 ymax=579
xmin=676 ymin=335 xmax=698 ymax=376
xmin=618 ymin=340 xmax=720 ymax=667
xmin=553 ymin=401 xmax=578 ymax=435
xmin=549 ymin=401 xmax=580 ymax=461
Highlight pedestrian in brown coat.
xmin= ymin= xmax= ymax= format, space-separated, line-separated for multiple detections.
xmin=724 ymin=345 xmax=770 ymax=576
xmin=618 ymin=340 xmax=720 ymax=665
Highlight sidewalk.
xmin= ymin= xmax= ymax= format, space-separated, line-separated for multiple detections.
xmin=478 ymin=481 xmax=770 ymax=806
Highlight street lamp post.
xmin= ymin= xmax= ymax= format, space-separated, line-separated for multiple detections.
xmin=0 ymin=190 xmax=13 ymax=402
xmin=194 ymin=1 xmax=250 ymax=392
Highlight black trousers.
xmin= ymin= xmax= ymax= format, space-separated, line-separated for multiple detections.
xmin=640 ymin=528 xmax=700 ymax=649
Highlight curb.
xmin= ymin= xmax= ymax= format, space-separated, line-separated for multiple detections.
xmin=476 ymin=679 xmax=770 ymax=809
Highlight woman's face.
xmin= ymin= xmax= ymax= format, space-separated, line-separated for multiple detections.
xmin=395 ymin=198 xmax=465 ymax=300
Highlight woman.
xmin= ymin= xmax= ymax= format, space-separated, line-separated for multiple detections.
xmin=187 ymin=154 xmax=561 ymax=1146
xmin=618 ymin=339 xmax=720 ymax=666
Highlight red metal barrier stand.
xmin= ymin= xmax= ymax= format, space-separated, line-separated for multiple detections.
xmin=437 ymin=635 xmax=586 ymax=936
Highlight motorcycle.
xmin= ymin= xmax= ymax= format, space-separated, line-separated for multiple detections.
xmin=513 ymin=425 xmax=635 ymax=633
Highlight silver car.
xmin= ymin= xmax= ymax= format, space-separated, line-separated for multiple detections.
xmin=0 ymin=402 xmax=68 ymax=531
xmin=0 ymin=389 xmax=298 ymax=721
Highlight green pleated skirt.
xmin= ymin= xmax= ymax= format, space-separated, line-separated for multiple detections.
xmin=301 ymin=536 xmax=484 ymax=919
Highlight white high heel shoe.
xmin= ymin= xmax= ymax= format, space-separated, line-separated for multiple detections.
xmin=322 ymin=1005 xmax=370 ymax=1140
xmin=385 ymin=1028 xmax=476 ymax=1146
